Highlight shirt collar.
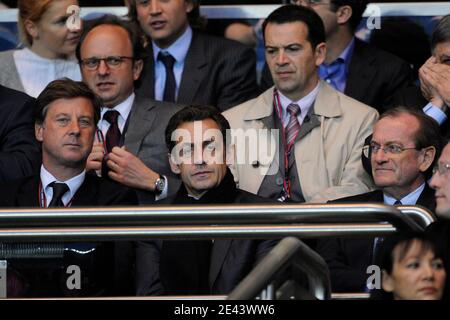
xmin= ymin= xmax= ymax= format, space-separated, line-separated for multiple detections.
xmin=40 ymin=165 xmax=86 ymax=203
xmin=383 ymin=183 xmax=425 ymax=205
xmin=278 ymin=81 xmax=320 ymax=122
xmin=100 ymin=92 xmax=135 ymax=123
xmin=152 ymin=25 xmax=193 ymax=64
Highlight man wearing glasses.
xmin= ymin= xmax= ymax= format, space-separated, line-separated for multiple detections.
xmin=261 ymin=0 xmax=415 ymax=113
xmin=427 ymin=138 xmax=450 ymax=300
xmin=76 ymin=15 xmax=183 ymax=203
xmin=317 ymin=107 xmax=442 ymax=292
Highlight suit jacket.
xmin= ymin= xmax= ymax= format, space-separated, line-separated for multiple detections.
xmin=223 ymin=81 xmax=378 ymax=203
xmin=135 ymin=172 xmax=277 ymax=296
xmin=136 ymin=32 xmax=259 ymax=111
xmin=317 ymin=184 xmax=436 ymax=292
xmin=0 ymin=173 xmax=138 ymax=296
xmin=0 ymin=173 xmax=137 ymax=207
xmin=260 ymin=39 xmax=416 ymax=113
xmin=0 ymin=50 xmax=24 ymax=93
xmin=0 ymin=85 xmax=41 ymax=183
xmin=123 ymin=95 xmax=183 ymax=202
xmin=426 ymin=219 xmax=450 ymax=300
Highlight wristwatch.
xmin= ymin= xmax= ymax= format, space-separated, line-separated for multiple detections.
xmin=154 ymin=175 xmax=166 ymax=194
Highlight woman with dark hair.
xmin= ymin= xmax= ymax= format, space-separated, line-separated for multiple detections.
xmin=371 ymin=232 xmax=446 ymax=300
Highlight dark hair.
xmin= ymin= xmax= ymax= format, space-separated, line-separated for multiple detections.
xmin=75 ymin=14 xmax=146 ymax=62
xmin=330 ymin=0 xmax=368 ymax=32
xmin=431 ymin=15 xmax=450 ymax=52
xmin=370 ymin=232 xmax=444 ymax=300
xmin=262 ymin=4 xmax=325 ymax=50
xmin=34 ymin=78 xmax=102 ymax=125
xmin=377 ymin=106 xmax=443 ymax=179
xmin=126 ymin=0 xmax=206 ymax=31
xmin=165 ymin=105 xmax=230 ymax=153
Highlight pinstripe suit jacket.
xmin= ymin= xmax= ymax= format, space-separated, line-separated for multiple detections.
xmin=123 ymin=95 xmax=183 ymax=202
xmin=136 ymin=32 xmax=259 ymax=111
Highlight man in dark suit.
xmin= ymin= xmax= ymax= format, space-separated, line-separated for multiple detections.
xmin=77 ymin=15 xmax=183 ymax=202
xmin=0 ymin=85 xmax=40 ymax=183
xmin=427 ymin=140 xmax=450 ymax=300
xmin=127 ymin=0 xmax=259 ymax=111
xmin=135 ymin=105 xmax=276 ymax=295
xmin=261 ymin=0 xmax=415 ymax=113
xmin=0 ymin=79 xmax=138 ymax=297
xmin=316 ymin=107 xmax=442 ymax=292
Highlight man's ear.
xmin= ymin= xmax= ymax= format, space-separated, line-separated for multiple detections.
xmin=314 ymin=42 xmax=327 ymax=66
xmin=381 ymin=270 xmax=395 ymax=293
xmin=168 ymin=153 xmax=181 ymax=175
xmin=418 ymin=146 xmax=436 ymax=172
xmin=35 ymin=123 xmax=44 ymax=142
xmin=133 ymin=59 xmax=144 ymax=81
xmin=185 ymin=0 xmax=195 ymax=13
xmin=336 ymin=5 xmax=353 ymax=25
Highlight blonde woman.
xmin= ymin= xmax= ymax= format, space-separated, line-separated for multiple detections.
xmin=0 ymin=0 xmax=82 ymax=97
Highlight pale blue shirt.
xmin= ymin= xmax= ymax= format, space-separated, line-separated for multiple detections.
xmin=153 ymin=26 xmax=193 ymax=101
xmin=423 ymin=102 xmax=447 ymax=125
xmin=383 ymin=183 xmax=425 ymax=205
xmin=40 ymin=165 xmax=85 ymax=207
xmin=278 ymin=82 xmax=320 ymax=127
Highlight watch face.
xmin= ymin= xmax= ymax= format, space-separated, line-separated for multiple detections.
xmin=156 ymin=178 xmax=165 ymax=192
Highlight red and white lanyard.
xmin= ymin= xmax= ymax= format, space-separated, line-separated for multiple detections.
xmin=273 ymin=89 xmax=295 ymax=200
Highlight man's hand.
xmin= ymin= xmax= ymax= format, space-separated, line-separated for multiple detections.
xmin=419 ymin=57 xmax=450 ymax=109
xmin=86 ymin=141 xmax=104 ymax=172
xmin=107 ymin=146 xmax=160 ymax=191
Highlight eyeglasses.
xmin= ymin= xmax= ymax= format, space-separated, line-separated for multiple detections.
xmin=432 ymin=163 xmax=450 ymax=176
xmin=79 ymin=56 xmax=135 ymax=70
xmin=362 ymin=143 xmax=418 ymax=158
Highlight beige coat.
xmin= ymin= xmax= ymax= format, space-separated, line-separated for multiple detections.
xmin=223 ymin=81 xmax=379 ymax=203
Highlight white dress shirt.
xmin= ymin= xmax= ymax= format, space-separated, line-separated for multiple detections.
xmin=40 ymin=165 xmax=85 ymax=207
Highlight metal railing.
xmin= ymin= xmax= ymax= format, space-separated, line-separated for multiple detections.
xmin=0 ymin=203 xmax=430 ymax=242
xmin=228 ymin=237 xmax=331 ymax=300
xmin=0 ymin=204 xmax=435 ymax=299
xmin=0 ymin=3 xmax=449 ymax=22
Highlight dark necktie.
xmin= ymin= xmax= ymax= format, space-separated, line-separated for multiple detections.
xmin=158 ymin=52 xmax=176 ymax=102
xmin=104 ymin=110 xmax=121 ymax=154
xmin=286 ymin=103 xmax=301 ymax=151
xmin=373 ymin=200 xmax=402 ymax=262
xmin=48 ymin=182 xmax=69 ymax=208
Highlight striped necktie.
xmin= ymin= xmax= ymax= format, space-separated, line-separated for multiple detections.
xmin=286 ymin=103 xmax=301 ymax=150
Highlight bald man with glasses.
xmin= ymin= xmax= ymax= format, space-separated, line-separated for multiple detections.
xmin=317 ymin=107 xmax=443 ymax=293
xmin=77 ymin=15 xmax=184 ymax=203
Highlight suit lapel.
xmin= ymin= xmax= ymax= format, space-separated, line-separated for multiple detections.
xmin=141 ymin=46 xmax=156 ymax=99
xmin=209 ymin=240 xmax=232 ymax=289
xmin=416 ymin=184 xmax=436 ymax=212
xmin=123 ymin=95 xmax=157 ymax=155
xmin=177 ymin=33 xmax=207 ymax=104
xmin=71 ymin=174 xmax=98 ymax=206
xmin=16 ymin=176 xmax=40 ymax=207
xmin=345 ymin=39 xmax=377 ymax=103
